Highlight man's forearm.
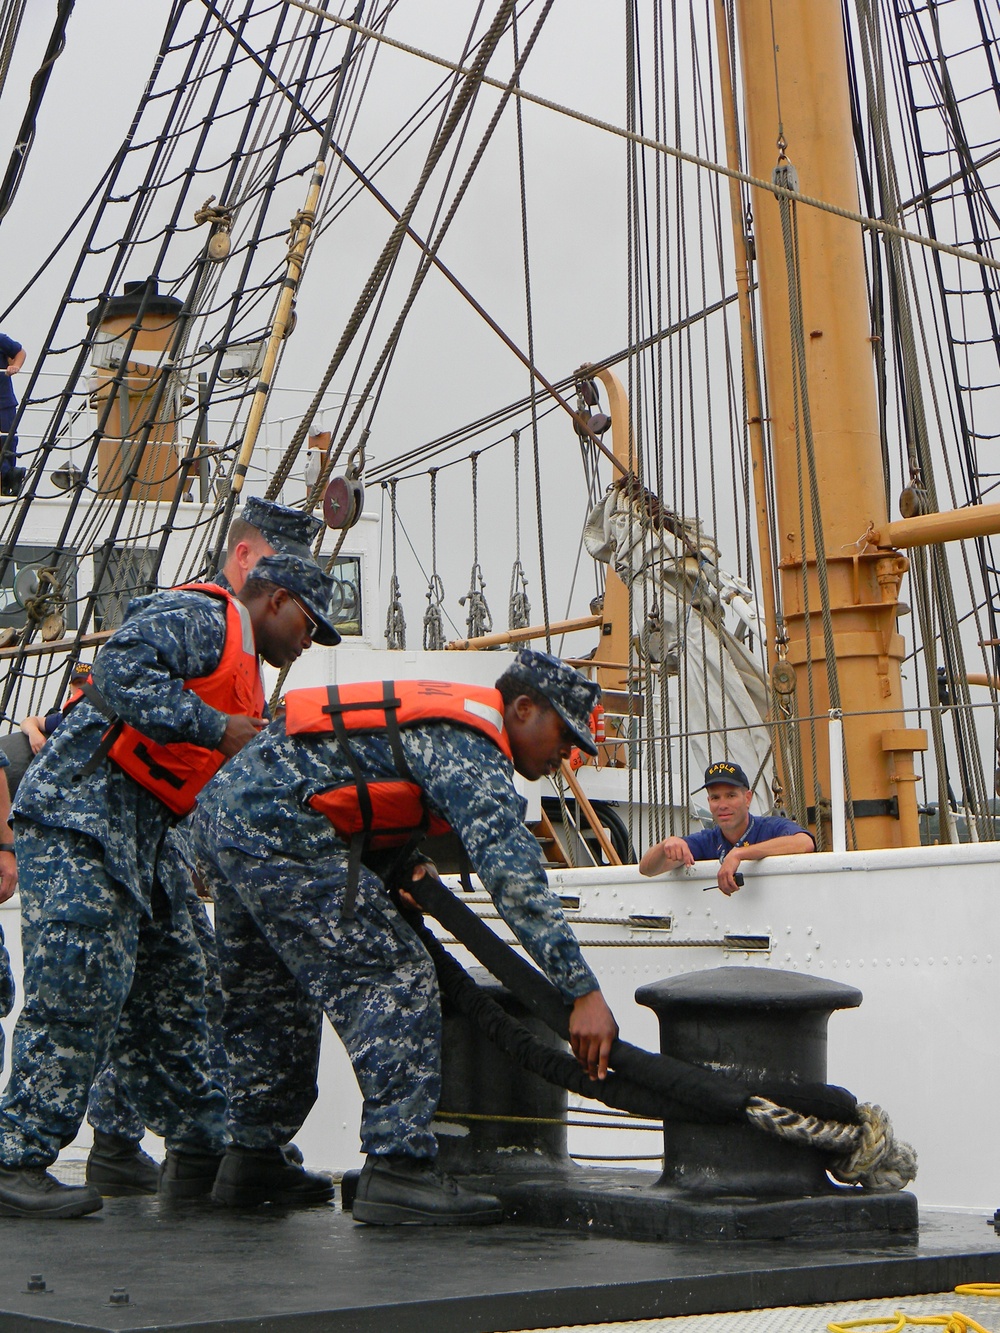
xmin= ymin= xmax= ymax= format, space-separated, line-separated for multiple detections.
xmin=731 ymin=833 xmax=815 ymax=862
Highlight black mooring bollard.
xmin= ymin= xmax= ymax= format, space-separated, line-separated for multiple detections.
xmin=635 ymin=967 xmax=862 ymax=1198
xmin=435 ymin=968 xmax=570 ymax=1175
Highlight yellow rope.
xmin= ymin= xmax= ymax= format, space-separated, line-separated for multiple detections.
xmin=828 ymin=1293 xmax=1000 ymax=1333
xmin=829 ymin=1316 xmax=990 ymax=1333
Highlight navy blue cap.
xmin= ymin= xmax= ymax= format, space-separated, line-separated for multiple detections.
xmin=701 ymin=761 xmax=750 ymax=790
xmin=504 ymin=648 xmax=601 ymax=756
xmin=241 ymin=497 xmax=323 ymax=560
xmin=246 ymin=551 xmax=341 ymax=647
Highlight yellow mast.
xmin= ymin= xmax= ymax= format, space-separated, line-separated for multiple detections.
xmin=730 ymin=0 xmax=925 ymax=847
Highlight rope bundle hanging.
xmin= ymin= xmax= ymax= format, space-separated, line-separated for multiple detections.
xmin=507 ymin=431 xmax=532 ymax=635
xmin=422 ymin=468 xmax=447 ymax=651
xmin=459 ymin=453 xmax=493 ymax=640
xmin=384 ymin=478 xmax=406 ymax=650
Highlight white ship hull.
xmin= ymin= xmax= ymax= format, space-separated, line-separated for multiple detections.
xmin=2 ymin=841 xmax=993 ymax=1212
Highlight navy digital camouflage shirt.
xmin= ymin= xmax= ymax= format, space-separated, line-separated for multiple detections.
xmin=14 ymin=590 xmax=236 ymax=914
xmin=196 ymin=716 xmax=600 ymax=1002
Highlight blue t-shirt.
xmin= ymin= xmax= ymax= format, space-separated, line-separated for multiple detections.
xmin=685 ymin=812 xmax=814 ymax=862
xmin=0 ymin=333 xmax=22 ymax=411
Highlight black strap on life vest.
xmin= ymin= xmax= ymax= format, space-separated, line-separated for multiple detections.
xmin=322 ymin=681 xmax=428 ymax=920
xmin=130 ymin=742 xmax=186 ymax=791
xmin=75 ymin=681 xmax=125 ymax=782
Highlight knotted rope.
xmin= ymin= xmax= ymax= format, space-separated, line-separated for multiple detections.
xmin=746 ymin=1096 xmax=917 ymax=1191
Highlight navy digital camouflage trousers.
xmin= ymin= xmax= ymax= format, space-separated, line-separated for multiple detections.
xmin=85 ymin=892 xmax=227 ymax=1143
xmin=0 ymin=821 xmax=227 ymax=1167
xmin=0 ymin=923 xmax=14 ymax=1073
xmin=196 ymin=839 xmax=441 ymax=1158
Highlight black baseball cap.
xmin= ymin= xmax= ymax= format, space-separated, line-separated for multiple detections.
xmin=700 ymin=760 xmax=750 ymax=790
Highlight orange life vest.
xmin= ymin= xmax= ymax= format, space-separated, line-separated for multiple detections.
xmin=285 ymin=680 xmax=512 ymax=850
xmin=95 ymin=583 xmax=264 ymax=815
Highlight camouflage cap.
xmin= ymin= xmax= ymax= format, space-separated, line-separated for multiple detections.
xmin=700 ymin=760 xmax=750 ymax=790
xmin=241 ymin=497 xmax=323 ymax=560
xmin=246 ymin=551 xmax=341 ymax=647
xmin=506 ymin=648 xmax=600 ymax=756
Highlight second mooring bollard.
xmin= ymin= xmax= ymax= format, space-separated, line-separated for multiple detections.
xmin=435 ymin=968 xmax=569 ymax=1175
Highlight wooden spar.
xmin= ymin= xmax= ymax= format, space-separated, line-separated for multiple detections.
xmin=446 ymin=615 xmax=601 ymax=651
xmin=0 ymin=629 xmax=114 ymax=661
xmin=559 ymin=760 xmax=623 ymax=866
xmin=730 ymin=0 xmax=924 ymax=848
xmin=588 ymin=367 xmax=634 ymax=697
xmin=870 ymin=504 xmax=1000 ymax=549
xmin=231 ymin=160 xmax=326 ymax=494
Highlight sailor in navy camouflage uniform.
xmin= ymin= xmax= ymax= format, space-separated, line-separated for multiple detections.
xmin=193 ymin=648 xmax=618 ymax=1223
xmin=0 ymin=550 xmax=337 ymax=1219
xmin=85 ymin=497 xmax=326 ymax=1192
xmin=213 ymin=494 xmax=324 ymax=594
xmin=0 ymin=750 xmax=15 ymax=1074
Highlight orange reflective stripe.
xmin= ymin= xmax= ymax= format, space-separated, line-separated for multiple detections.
xmin=286 ymin=679 xmax=511 ymax=758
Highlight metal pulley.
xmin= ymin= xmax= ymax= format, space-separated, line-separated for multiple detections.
xmin=898 ymin=484 xmax=927 ymax=519
xmin=322 ymin=443 xmax=365 ymax=529
xmin=194 ymin=196 xmax=234 ymax=262
xmin=41 ymin=612 xmax=66 ymax=642
xmin=771 ymin=659 xmax=797 ymax=696
xmin=572 ymin=372 xmax=611 ymax=442
xmin=14 ymin=566 xmax=64 ymax=624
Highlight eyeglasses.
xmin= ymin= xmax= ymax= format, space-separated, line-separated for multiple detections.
xmin=289 ymin=593 xmax=317 ymax=637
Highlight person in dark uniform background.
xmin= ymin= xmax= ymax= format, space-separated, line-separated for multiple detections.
xmin=214 ymin=495 xmax=323 ymax=594
xmin=0 ymin=332 xmax=25 ymax=496
xmin=639 ymin=760 xmax=815 ymax=895
xmin=0 ymin=551 xmax=339 ymax=1219
xmin=192 ymin=648 xmax=618 ymax=1224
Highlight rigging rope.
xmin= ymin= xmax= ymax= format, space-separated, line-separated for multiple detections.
xmin=507 ymin=431 xmax=531 ymax=634
xmin=265 ymin=0 xmax=518 ymax=497
xmin=0 ymin=0 xmax=74 ymax=225
xmin=0 ymin=0 xmax=25 ymax=101
xmin=422 ymin=468 xmax=447 ymax=651
xmin=384 ymin=477 xmax=406 ymax=649
xmin=511 ymin=4 xmax=550 ymax=646
xmin=459 ymin=453 xmax=492 ymax=641
xmin=286 ymin=0 xmax=1000 ymax=277
xmin=777 ymin=161 xmax=856 ymax=848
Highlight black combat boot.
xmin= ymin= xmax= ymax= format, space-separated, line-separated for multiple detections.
xmin=0 ymin=466 xmax=24 ymax=496
xmin=158 ymin=1148 xmax=224 ymax=1201
xmin=0 ymin=1164 xmax=103 ymax=1219
xmin=352 ymin=1155 xmax=502 ymax=1226
xmin=211 ymin=1145 xmax=335 ymax=1208
xmin=86 ymin=1131 xmax=160 ymax=1196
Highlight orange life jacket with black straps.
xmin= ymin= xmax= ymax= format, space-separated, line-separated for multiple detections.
xmin=285 ymin=680 xmax=512 ymax=915
xmin=79 ymin=582 xmax=264 ymax=816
